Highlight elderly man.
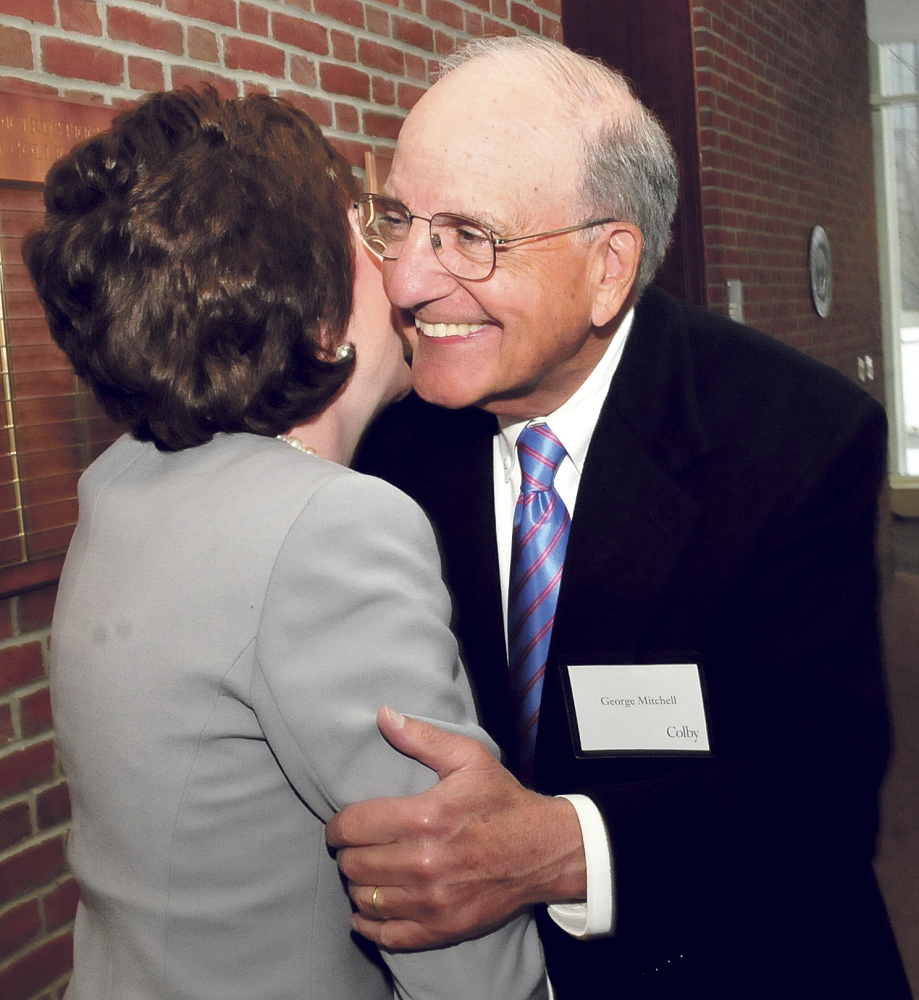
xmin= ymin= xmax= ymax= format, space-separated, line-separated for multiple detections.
xmin=328 ymin=36 xmax=909 ymax=999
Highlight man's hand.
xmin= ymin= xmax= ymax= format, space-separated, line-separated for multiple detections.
xmin=326 ymin=706 xmax=586 ymax=950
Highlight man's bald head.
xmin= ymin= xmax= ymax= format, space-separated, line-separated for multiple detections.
xmin=429 ymin=36 xmax=679 ymax=292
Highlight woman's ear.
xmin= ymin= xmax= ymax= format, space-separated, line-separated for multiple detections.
xmin=315 ymin=331 xmax=354 ymax=364
xmin=315 ymin=322 xmax=345 ymax=363
xmin=348 ymin=203 xmax=363 ymax=239
xmin=590 ymin=223 xmax=643 ymax=329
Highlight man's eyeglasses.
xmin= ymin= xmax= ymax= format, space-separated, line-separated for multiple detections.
xmin=356 ymin=192 xmax=616 ymax=281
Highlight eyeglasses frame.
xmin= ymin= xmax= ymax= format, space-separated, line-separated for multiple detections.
xmin=355 ymin=192 xmax=617 ymax=281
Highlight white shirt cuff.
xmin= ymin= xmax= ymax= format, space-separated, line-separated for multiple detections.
xmin=547 ymin=793 xmax=615 ymax=939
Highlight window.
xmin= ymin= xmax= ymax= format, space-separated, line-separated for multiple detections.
xmin=872 ymin=42 xmax=919 ymax=478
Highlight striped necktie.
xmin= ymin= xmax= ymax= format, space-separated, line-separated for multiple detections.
xmin=508 ymin=423 xmax=571 ymax=780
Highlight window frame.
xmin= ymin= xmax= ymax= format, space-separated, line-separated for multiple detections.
xmin=872 ymin=43 xmax=919 ymax=486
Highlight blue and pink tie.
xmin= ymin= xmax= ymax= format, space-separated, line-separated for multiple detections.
xmin=508 ymin=423 xmax=570 ymax=780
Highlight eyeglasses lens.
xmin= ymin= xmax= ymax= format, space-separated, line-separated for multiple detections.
xmin=358 ymin=196 xmax=495 ymax=280
xmin=358 ymin=197 xmax=408 ymax=257
xmin=430 ymin=215 xmax=495 ymax=279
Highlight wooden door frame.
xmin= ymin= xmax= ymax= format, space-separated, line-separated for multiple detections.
xmin=561 ymin=0 xmax=706 ymax=306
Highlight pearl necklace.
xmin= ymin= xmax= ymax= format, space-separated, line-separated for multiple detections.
xmin=276 ymin=433 xmax=317 ymax=455
xmin=274 ymin=342 xmax=351 ymax=457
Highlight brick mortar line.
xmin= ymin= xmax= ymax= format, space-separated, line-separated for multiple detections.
xmin=0 ymin=869 xmax=76 ymax=914
xmin=18 ymin=767 xmax=70 ymax=826
xmin=0 ymin=10 xmax=557 ymax=105
xmin=0 ymin=923 xmax=74 ymax=974
xmin=0 ymin=633 xmax=50 ymax=653
xmin=0 ymin=72 xmax=399 ymax=169
xmin=0 ymin=882 xmax=74 ymax=923
xmin=0 ymin=675 xmax=54 ymax=718
xmin=0 ymin=28 xmax=457 ymax=104
xmin=0 ymin=6 xmax=548 ymax=41
xmin=0 ymin=826 xmax=67 ymax=872
xmin=693 ymin=53 xmax=855 ymax=89
xmin=0 ymin=8 xmax=553 ymax=59
xmin=0 ymin=734 xmax=58 ymax=766
xmin=0 ymin=765 xmax=66 ymax=803
xmin=0 ymin=67 xmax=419 ymax=129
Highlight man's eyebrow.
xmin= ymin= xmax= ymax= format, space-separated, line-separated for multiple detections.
xmin=445 ymin=206 xmax=515 ymax=235
xmin=380 ymin=189 xmax=509 ymax=233
xmin=469 ymin=210 xmax=507 ymax=233
xmin=472 ymin=204 xmax=536 ymax=236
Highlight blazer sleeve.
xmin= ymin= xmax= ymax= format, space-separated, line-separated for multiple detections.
xmin=250 ymin=470 xmax=546 ymax=1000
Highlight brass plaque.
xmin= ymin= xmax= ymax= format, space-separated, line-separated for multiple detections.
xmin=0 ymin=92 xmax=121 ymax=589
xmin=0 ymin=92 xmax=116 ymax=184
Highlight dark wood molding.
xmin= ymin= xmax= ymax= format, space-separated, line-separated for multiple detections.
xmin=562 ymin=0 xmax=707 ymax=306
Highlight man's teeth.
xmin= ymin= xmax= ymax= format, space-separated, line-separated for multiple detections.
xmin=415 ymin=319 xmax=478 ymax=338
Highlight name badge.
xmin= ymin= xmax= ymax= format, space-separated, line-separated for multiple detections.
xmin=563 ymin=661 xmax=712 ymax=757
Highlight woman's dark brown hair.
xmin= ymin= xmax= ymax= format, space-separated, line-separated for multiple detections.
xmin=24 ymin=88 xmax=358 ymax=451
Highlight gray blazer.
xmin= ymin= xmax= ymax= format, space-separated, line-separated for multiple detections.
xmin=52 ymin=432 xmax=545 ymax=1000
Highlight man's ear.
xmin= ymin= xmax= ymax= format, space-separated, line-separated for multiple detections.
xmin=591 ymin=224 xmax=643 ymax=328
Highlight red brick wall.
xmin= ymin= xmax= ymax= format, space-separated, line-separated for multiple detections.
xmin=693 ymin=0 xmax=882 ymax=396
xmin=0 ymin=582 xmax=74 ymax=1000
xmin=0 ymin=0 xmax=561 ymax=170
xmin=0 ymin=2 xmax=561 ymax=997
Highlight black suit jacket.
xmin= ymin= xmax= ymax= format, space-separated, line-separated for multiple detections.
xmin=357 ymin=286 xmax=909 ymax=999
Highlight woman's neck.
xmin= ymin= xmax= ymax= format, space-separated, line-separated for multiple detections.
xmin=284 ymin=396 xmax=365 ymax=467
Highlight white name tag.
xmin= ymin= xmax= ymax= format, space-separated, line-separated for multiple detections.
xmin=565 ymin=662 xmax=711 ymax=755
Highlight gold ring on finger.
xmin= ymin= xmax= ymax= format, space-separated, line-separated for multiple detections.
xmin=370 ymin=886 xmax=385 ymax=919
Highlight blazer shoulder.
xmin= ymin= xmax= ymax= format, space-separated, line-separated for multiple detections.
xmin=631 ymin=287 xmax=885 ymax=442
xmin=356 ymin=393 xmax=497 ymax=489
xmin=76 ymin=433 xmax=386 ymax=578
xmin=638 ymin=286 xmax=883 ymax=412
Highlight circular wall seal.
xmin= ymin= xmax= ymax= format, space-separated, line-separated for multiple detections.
xmin=809 ymin=225 xmax=832 ymax=318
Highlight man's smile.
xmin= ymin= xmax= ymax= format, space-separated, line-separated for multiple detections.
xmin=414 ymin=318 xmax=486 ymax=339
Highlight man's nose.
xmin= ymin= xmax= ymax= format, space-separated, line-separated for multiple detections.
xmin=382 ymin=219 xmax=456 ymax=309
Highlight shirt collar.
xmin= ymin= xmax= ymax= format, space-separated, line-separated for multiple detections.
xmin=497 ymin=307 xmax=635 ymax=481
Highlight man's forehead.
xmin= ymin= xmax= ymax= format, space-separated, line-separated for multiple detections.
xmin=401 ymin=63 xmax=565 ymax=155
xmin=386 ymin=150 xmax=560 ymax=236
xmin=387 ymin=71 xmax=577 ymax=227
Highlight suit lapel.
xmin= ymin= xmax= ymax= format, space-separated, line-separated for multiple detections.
xmin=534 ymin=289 xmax=712 ymax=786
xmin=554 ymin=286 xmax=711 ymax=659
xmin=412 ymin=407 xmax=521 ymax=764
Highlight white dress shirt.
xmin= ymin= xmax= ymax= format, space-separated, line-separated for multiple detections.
xmin=493 ymin=309 xmax=634 ymax=939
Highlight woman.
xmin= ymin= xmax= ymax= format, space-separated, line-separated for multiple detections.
xmin=25 ymin=90 xmax=545 ymax=1000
